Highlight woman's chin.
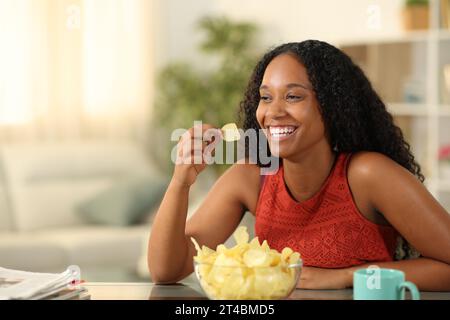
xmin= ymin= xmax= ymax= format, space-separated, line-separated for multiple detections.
xmin=267 ymin=147 xmax=293 ymax=159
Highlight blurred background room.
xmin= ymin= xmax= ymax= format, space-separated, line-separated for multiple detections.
xmin=0 ymin=0 xmax=449 ymax=282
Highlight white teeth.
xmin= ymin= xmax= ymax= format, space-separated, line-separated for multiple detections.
xmin=268 ymin=126 xmax=296 ymax=137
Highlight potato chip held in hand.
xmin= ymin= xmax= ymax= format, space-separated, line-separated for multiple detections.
xmin=221 ymin=123 xmax=241 ymax=142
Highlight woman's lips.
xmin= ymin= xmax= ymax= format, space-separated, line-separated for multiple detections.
xmin=267 ymin=126 xmax=298 ymax=141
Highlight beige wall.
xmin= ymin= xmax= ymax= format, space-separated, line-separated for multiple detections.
xmin=155 ymin=0 xmax=406 ymax=67
xmin=0 ymin=0 xmax=154 ymax=142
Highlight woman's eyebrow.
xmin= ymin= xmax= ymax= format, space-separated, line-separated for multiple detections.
xmin=259 ymin=83 xmax=312 ymax=91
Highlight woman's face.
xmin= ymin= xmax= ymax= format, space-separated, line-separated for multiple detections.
xmin=256 ymin=53 xmax=329 ymax=160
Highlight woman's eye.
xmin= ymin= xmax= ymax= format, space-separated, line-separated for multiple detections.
xmin=287 ymin=95 xmax=302 ymax=101
xmin=260 ymin=95 xmax=271 ymax=101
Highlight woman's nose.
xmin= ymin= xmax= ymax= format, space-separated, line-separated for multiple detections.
xmin=266 ymin=99 xmax=287 ymax=118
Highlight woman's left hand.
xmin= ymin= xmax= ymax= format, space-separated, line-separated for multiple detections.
xmin=297 ymin=266 xmax=352 ymax=290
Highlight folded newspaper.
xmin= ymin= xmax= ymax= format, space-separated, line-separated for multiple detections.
xmin=0 ymin=266 xmax=86 ymax=300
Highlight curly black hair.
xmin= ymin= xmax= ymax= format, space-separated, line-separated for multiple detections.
xmin=239 ymin=40 xmax=425 ymax=182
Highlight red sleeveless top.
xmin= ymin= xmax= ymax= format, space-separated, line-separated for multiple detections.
xmin=255 ymin=153 xmax=399 ymax=268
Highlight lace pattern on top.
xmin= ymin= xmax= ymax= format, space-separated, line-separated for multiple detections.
xmin=255 ymin=153 xmax=400 ymax=268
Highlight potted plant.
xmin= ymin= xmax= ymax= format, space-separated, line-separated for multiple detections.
xmin=149 ymin=16 xmax=260 ymax=177
xmin=402 ymin=0 xmax=429 ymax=31
xmin=439 ymin=144 xmax=450 ymax=179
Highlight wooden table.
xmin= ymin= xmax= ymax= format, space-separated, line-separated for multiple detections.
xmin=83 ymin=282 xmax=450 ymax=300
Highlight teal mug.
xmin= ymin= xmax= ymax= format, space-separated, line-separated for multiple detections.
xmin=353 ymin=267 xmax=420 ymax=300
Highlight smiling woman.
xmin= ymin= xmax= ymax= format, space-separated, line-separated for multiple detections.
xmin=256 ymin=54 xmax=326 ymax=161
xmin=148 ymin=40 xmax=450 ymax=292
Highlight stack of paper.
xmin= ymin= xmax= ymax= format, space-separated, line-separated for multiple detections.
xmin=0 ymin=266 xmax=89 ymax=300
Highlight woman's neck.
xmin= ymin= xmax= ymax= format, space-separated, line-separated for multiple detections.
xmin=283 ymin=145 xmax=336 ymax=202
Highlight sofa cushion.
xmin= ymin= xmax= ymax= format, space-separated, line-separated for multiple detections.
xmin=9 ymin=177 xmax=114 ymax=231
xmin=0 ymin=184 xmax=13 ymax=232
xmin=0 ymin=225 xmax=149 ymax=273
xmin=39 ymin=225 xmax=148 ymax=269
xmin=76 ymin=174 xmax=167 ymax=226
xmin=0 ymin=141 xmax=156 ymax=231
xmin=0 ymin=233 xmax=67 ymax=272
xmin=0 ymin=156 xmax=13 ymax=231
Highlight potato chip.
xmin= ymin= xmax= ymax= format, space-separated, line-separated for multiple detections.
xmin=249 ymin=237 xmax=261 ymax=248
xmin=221 ymin=123 xmax=241 ymax=142
xmin=269 ymin=249 xmax=281 ymax=266
xmin=192 ymin=227 xmax=302 ymax=300
xmin=216 ymin=244 xmax=227 ymax=254
xmin=281 ymin=247 xmax=293 ymax=261
xmin=202 ymin=245 xmax=215 ymax=256
xmin=289 ymin=252 xmax=301 ymax=265
xmin=233 ymin=226 xmax=249 ymax=245
xmin=261 ymin=240 xmax=270 ymax=251
xmin=243 ymin=249 xmax=270 ymax=267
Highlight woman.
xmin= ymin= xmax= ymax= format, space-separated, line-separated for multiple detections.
xmin=148 ymin=40 xmax=450 ymax=290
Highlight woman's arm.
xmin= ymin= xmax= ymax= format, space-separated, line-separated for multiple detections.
xmin=147 ymin=178 xmax=191 ymax=284
xmin=148 ymin=124 xmax=208 ymax=283
xmin=344 ymin=257 xmax=450 ymax=291
xmin=349 ymin=152 xmax=450 ymax=290
xmin=298 ymin=257 xmax=450 ymax=291
xmin=148 ymin=125 xmax=260 ymax=283
xmin=299 ymin=152 xmax=450 ymax=291
xmin=148 ymin=164 xmax=258 ymax=283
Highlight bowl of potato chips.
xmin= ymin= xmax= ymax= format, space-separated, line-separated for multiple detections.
xmin=191 ymin=227 xmax=302 ymax=300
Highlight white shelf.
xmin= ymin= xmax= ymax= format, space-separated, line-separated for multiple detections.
xmin=438 ymin=29 xmax=450 ymax=41
xmin=339 ymin=0 xmax=449 ymax=210
xmin=338 ymin=29 xmax=450 ymax=48
xmin=425 ymin=178 xmax=450 ymax=192
xmin=337 ymin=31 xmax=429 ymax=47
xmin=438 ymin=180 xmax=450 ymax=192
xmin=439 ymin=105 xmax=450 ymax=116
xmin=387 ymin=103 xmax=428 ymax=116
xmin=385 ymin=104 xmax=450 ymax=117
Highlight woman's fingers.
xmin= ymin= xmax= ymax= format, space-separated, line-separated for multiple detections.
xmin=177 ymin=124 xmax=222 ymax=165
xmin=177 ymin=140 xmax=208 ymax=164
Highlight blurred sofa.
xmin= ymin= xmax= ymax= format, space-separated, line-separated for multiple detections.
xmin=0 ymin=140 xmax=256 ymax=282
xmin=0 ymin=141 xmax=164 ymax=281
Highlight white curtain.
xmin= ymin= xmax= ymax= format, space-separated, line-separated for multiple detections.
xmin=0 ymin=0 xmax=154 ymax=142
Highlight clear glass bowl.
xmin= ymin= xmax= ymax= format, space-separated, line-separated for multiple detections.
xmin=194 ymin=260 xmax=302 ymax=300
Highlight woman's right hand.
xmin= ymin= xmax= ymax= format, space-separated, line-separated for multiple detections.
xmin=172 ymin=123 xmax=222 ymax=187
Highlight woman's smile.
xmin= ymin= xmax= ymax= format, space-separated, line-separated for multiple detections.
xmin=267 ymin=125 xmax=299 ymax=141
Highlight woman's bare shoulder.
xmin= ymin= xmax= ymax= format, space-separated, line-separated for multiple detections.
xmin=217 ymin=161 xmax=261 ymax=213
xmin=348 ymin=151 xmax=407 ymax=180
xmin=227 ymin=161 xmax=261 ymax=177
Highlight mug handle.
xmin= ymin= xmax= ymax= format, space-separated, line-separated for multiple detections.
xmin=399 ymin=281 xmax=420 ymax=300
